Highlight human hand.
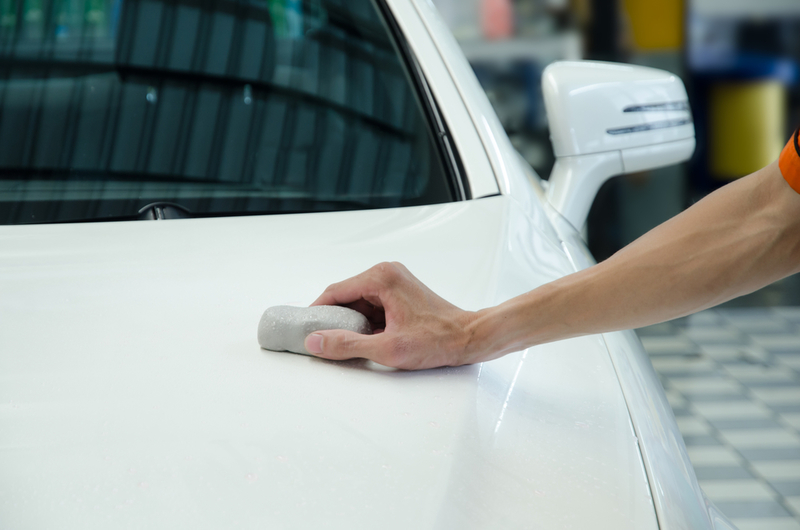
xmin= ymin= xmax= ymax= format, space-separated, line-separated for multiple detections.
xmin=303 ymin=262 xmax=479 ymax=370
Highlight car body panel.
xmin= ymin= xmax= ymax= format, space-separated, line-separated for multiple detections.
xmin=602 ymin=330 xmax=714 ymax=530
xmin=0 ymin=0 xmax=727 ymax=528
xmin=534 ymin=179 xmax=720 ymax=529
xmin=523 ymin=154 xmax=723 ymax=529
xmin=1 ymin=197 xmax=655 ymax=529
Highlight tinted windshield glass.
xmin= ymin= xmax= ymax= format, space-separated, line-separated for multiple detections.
xmin=0 ymin=0 xmax=455 ymax=224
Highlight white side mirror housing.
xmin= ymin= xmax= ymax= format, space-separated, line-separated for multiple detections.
xmin=543 ymin=61 xmax=695 ymax=229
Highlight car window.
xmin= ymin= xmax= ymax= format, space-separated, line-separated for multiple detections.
xmin=0 ymin=0 xmax=456 ymax=224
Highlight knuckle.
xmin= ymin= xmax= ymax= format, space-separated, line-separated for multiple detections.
xmin=390 ymin=261 xmax=408 ymax=273
xmin=375 ymin=262 xmax=401 ymax=287
xmin=372 ymin=261 xmax=392 ymax=274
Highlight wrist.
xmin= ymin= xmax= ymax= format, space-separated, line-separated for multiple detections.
xmin=459 ymin=280 xmax=577 ymax=365
xmin=461 ymin=300 xmax=536 ymax=364
xmin=460 ymin=307 xmax=498 ymax=365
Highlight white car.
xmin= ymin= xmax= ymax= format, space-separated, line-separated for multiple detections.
xmin=0 ymin=0 xmax=731 ymax=529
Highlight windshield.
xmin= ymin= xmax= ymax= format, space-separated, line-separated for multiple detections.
xmin=0 ymin=0 xmax=456 ymax=224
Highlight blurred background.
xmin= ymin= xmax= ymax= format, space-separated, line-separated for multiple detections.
xmin=431 ymin=0 xmax=800 ymax=268
xmin=431 ymin=1 xmax=800 ymax=528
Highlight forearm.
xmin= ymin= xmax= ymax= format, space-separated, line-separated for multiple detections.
xmin=465 ymin=161 xmax=800 ymax=361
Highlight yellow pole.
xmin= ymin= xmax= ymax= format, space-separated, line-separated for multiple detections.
xmin=709 ymin=81 xmax=786 ymax=179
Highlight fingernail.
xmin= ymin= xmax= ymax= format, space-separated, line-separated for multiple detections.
xmin=305 ymin=333 xmax=323 ymax=354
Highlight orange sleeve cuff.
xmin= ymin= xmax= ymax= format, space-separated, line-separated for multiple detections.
xmin=780 ymin=128 xmax=800 ymax=194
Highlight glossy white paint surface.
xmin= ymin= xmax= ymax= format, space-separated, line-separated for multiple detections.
xmin=1 ymin=198 xmax=656 ymax=529
xmin=542 ymin=61 xmax=696 ymax=228
xmin=0 ymin=2 xmax=723 ymax=528
xmin=547 ymin=151 xmax=624 ymax=230
xmin=542 ymin=61 xmax=695 ymax=158
xmin=622 ymin=138 xmax=696 ymax=174
xmin=547 ymin=137 xmax=696 ymax=230
xmin=708 ymin=496 xmax=739 ymax=530
xmin=530 ymin=160 xmax=728 ymax=530
xmin=602 ymin=330 xmax=713 ymax=530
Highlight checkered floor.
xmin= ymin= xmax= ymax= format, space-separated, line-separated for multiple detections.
xmin=637 ymin=307 xmax=800 ymax=530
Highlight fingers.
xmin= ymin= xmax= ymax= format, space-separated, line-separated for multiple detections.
xmin=311 ymin=273 xmax=382 ymax=308
xmin=310 ymin=284 xmax=386 ymax=330
xmin=310 ymin=262 xmax=407 ymax=309
xmin=343 ymin=299 xmax=385 ymax=329
xmin=304 ymin=329 xmax=398 ymax=366
xmin=303 ymin=263 xmax=429 ymax=368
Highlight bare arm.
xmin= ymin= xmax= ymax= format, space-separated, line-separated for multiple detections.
xmin=305 ymin=161 xmax=800 ymax=369
xmin=465 ymin=161 xmax=800 ymax=361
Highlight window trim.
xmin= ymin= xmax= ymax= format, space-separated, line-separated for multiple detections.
xmin=372 ymin=0 xmax=471 ymax=201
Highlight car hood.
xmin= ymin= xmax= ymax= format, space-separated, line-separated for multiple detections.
xmin=0 ymin=197 xmax=657 ymax=529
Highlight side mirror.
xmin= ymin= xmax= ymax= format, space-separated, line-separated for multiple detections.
xmin=542 ymin=61 xmax=695 ymax=229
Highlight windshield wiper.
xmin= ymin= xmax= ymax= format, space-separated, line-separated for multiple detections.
xmin=138 ymin=202 xmax=192 ymax=220
xmin=39 ymin=198 xmax=380 ymax=224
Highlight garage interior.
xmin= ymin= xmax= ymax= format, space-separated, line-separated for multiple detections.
xmin=430 ymin=0 xmax=800 ymax=528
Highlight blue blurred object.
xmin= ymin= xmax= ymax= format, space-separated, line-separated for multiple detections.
xmin=691 ymin=52 xmax=798 ymax=85
xmin=689 ymin=16 xmax=800 ymax=84
xmin=687 ymin=15 xmax=800 ymax=194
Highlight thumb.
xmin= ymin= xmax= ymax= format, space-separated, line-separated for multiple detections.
xmin=304 ymin=329 xmax=382 ymax=361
